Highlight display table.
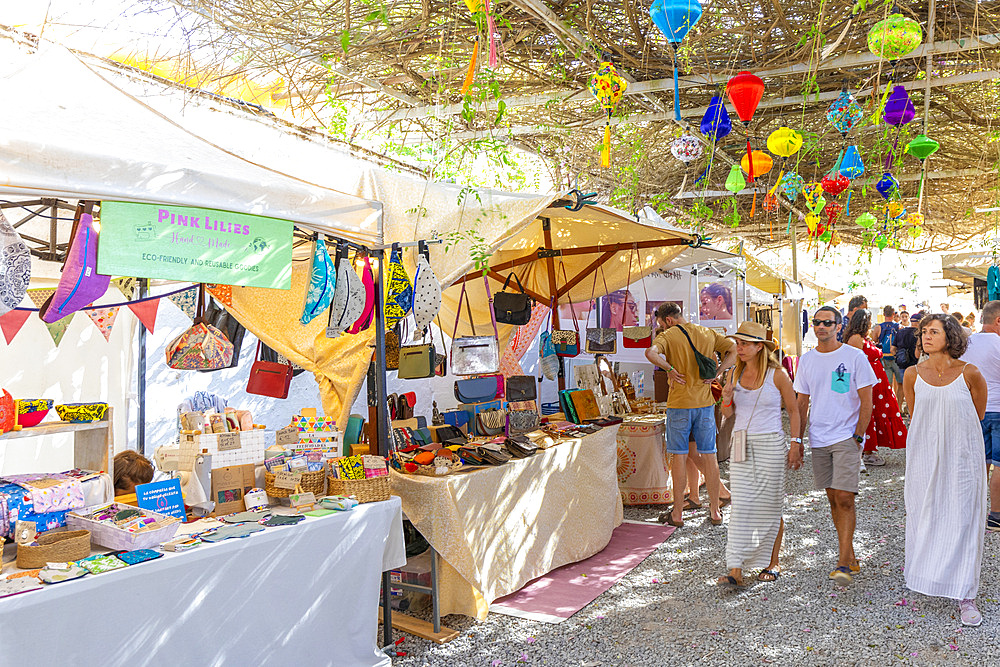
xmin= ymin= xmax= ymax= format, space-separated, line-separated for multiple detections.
xmin=391 ymin=426 xmax=624 ymax=620
xmin=616 ymin=415 xmax=673 ymax=506
xmin=0 ymin=497 xmax=405 ymax=666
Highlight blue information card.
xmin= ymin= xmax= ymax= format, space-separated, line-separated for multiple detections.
xmin=135 ymin=479 xmax=186 ymax=520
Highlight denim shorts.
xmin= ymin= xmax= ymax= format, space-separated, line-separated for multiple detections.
xmin=882 ymin=357 xmax=904 ymax=384
xmin=665 ymin=406 xmax=717 ymax=455
xmin=983 ymin=412 xmax=1000 ymax=466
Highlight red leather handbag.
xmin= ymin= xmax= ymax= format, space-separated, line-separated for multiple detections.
xmin=246 ymin=341 xmax=293 ymax=399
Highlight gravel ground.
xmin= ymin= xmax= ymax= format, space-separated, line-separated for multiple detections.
xmin=380 ymin=447 xmax=1000 ymax=666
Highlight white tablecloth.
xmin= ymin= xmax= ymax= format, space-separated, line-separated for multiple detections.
xmin=392 ymin=427 xmax=624 ymax=619
xmin=0 ymin=497 xmax=405 ymax=667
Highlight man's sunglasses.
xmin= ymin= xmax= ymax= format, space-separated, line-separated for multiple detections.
xmin=812 ymin=318 xmax=837 ymax=327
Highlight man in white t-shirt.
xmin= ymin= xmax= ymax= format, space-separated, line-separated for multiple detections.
xmin=792 ymin=305 xmax=877 ymax=586
xmin=961 ymin=300 xmax=1000 ymax=531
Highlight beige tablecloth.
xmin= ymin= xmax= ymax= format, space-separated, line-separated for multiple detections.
xmin=616 ymin=415 xmax=673 ymax=506
xmin=391 ymin=426 xmax=624 ymax=619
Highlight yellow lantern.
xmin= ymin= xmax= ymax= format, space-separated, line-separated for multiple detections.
xmin=766 ymin=127 xmax=803 ymax=158
xmin=906 ymin=212 xmax=924 ymax=226
xmin=588 ymin=61 xmax=629 ymax=167
xmin=805 ymin=213 xmax=819 ymax=233
xmin=830 ymin=230 xmax=842 ymax=246
xmin=907 ymin=225 xmax=923 ymax=239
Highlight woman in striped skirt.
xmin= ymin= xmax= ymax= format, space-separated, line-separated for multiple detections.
xmin=717 ymin=322 xmax=802 ymax=588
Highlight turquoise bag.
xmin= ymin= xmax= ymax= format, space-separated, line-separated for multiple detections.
xmin=301 ymin=238 xmax=335 ymax=325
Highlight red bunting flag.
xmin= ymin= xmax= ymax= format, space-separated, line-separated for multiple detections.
xmin=127 ymin=299 xmax=159 ymax=333
xmin=0 ymin=309 xmax=31 ymax=344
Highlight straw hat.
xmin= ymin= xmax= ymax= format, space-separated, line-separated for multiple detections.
xmin=727 ymin=322 xmax=777 ymax=351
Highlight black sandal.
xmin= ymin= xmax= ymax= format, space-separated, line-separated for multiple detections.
xmin=757 ymin=569 xmax=780 ymax=582
xmin=717 ymin=575 xmax=746 ymax=589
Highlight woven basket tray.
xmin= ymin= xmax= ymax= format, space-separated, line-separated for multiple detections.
xmin=327 ymin=475 xmax=391 ymax=503
xmin=16 ymin=530 xmax=92 ymax=569
xmin=66 ymin=504 xmax=180 ymax=551
xmin=265 ymin=468 xmax=327 ymax=498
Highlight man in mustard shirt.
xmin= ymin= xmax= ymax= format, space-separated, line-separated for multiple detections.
xmin=645 ymin=302 xmax=737 ymax=528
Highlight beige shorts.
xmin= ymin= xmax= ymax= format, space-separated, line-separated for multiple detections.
xmin=811 ymin=438 xmax=861 ymax=494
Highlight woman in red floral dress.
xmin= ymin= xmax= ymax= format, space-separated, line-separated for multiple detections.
xmin=843 ymin=309 xmax=908 ymax=466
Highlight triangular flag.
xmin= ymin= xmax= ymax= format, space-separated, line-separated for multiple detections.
xmin=113 ymin=277 xmax=138 ymax=300
xmin=0 ymin=309 xmax=32 ymax=344
xmin=26 ymin=288 xmax=55 ymax=309
xmin=44 ymin=314 xmax=72 ymax=347
xmin=86 ymin=307 xmax=120 ymax=342
xmin=127 ymin=299 xmax=159 ymax=333
xmin=166 ymin=288 xmax=198 ymax=321
xmin=206 ymin=284 xmax=232 ymax=307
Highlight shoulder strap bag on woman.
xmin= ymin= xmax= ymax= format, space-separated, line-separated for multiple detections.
xmin=450 ymin=276 xmax=500 ymax=376
xmin=621 ymin=245 xmax=653 ymax=348
xmin=585 ymin=261 xmax=616 ymax=355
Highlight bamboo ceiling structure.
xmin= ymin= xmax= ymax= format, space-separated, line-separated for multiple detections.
xmin=140 ymin=1 xmax=1000 ymax=250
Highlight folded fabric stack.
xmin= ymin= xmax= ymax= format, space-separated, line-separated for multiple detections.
xmin=0 ymin=471 xmax=111 ymax=538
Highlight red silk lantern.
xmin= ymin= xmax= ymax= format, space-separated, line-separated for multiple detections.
xmin=727 ymin=71 xmax=765 ymax=190
xmin=825 ymin=201 xmax=843 ymax=227
xmin=820 ymin=173 xmax=849 ymax=197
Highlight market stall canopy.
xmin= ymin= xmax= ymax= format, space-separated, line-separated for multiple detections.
xmin=942 ymin=251 xmax=996 ymax=289
xmin=0 ymin=45 xmax=382 ymax=245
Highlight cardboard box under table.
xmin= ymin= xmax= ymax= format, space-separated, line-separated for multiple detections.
xmin=390 ymin=426 xmax=623 ymax=620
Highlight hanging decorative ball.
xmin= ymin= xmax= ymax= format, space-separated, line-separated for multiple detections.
xmin=805 ymin=213 xmax=819 ymax=233
xmin=826 ymin=91 xmax=865 ymax=136
xmin=825 ymin=201 xmax=844 ymax=226
xmin=906 ymin=212 xmax=925 ymax=226
xmin=907 ymin=225 xmax=923 ymax=239
xmin=887 ymin=201 xmax=907 ymax=219
xmin=778 ymin=171 xmax=804 ymax=200
xmin=649 ymin=0 xmax=703 ymax=43
xmin=740 ymin=150 xmax=773 ymax=176
xmin=803 ymin=182 xmax=824 ymax=209
xmin=819 ymin=228 xmax=833 ymax=243
xmin=876 ymin=172 xmax=899 ymax=200
xmin=700 ymin=96 xmax=732 ymax=141
xmin=867 ymin=14 xmax=923 ymax=62
xmin=820 ymin=173 xmax=850 ymax=197
xmin=766 ymin=127 xmax=803 ymax=158
xmin=875 ymin=234 xmax=889 ymax=250
xmin=725 ymin=164 xmax=746 ymax=193
xmin=588 ymin=61 xmax=629 ymax=167
xmin=856 ymin=212 xmax=877 ymax=229
xmin=905 ymin=134 xmax=940 ymax=161
xmin=883 ymin=85 xmax=916 ymax=126
xmin=839 ymin=145 xmax=865 ymax=179
xmin=762 ymin=193 xmax=780 ymax=212
xmin=670 ymin=134 xmax=704 ymax=163
xmin=726 ymin=71 xmax=765 ymax=124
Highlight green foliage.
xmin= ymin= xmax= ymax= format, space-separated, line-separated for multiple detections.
xmin=443 ymin=228 xmax=492 ymax=274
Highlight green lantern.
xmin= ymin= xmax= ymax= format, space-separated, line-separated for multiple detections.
xmin=905 ymin=134 xmax=939 ymax=160
xmin=856 ymin=212 xmax=876 ymax=229
xmin=725 ymin=164 xmax=746 ymax=193
xmin=819 ymin=228 xmax=833 ymax=243
xmin=875 ymin=234 xmax=889 ymax=250
xmin=868 ymin=14 xmax=922 ymax=61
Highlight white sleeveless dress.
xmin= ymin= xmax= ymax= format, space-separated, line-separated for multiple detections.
xmin=904 ymin=372 xmax=986 ymax=600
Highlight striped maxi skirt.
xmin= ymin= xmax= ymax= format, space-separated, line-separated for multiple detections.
xmin=725 ymin=431 xmax=788 ymax=571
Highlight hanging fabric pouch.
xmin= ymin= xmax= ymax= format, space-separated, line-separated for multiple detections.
xmin=40 ymin=202 xmax=111 ymax=323
xmin=300 ymin=237 xmax=335 ymax=325
xmin=411 ymin=242 xmax=442 ymax=335
xmin=384 ymin=243 xmax=413 ymax=331
xmin=385 ymin=328 xmax=400 ymax=371
xmin=450 ymin=276 xmax=500 ymax=376
xmin=166 ymin=285 xmax=235 ymax=370
xmin=197 ymin=298 xmax=246 ymax=372
xmin=493 ymin=272 xmax=533 ymax=325
xmin=621 ymin=245 xmax=652 ymax=347
xmin=347 ymin=252 xmax=375 ymax=334
xmin=246 ymin=341 xmax=294 ymax=398
xmin=584 ymin=262 xmax=616 ymax=355
xmin=0 ymin=210 xmax=30 ymax=316
xmin=552 ymin=261 xmax=581 ymax=357
xmin=327 ymin=243 xmax=365 ymax=338
xmin=539 ymin=331 xmax=559 ymax=381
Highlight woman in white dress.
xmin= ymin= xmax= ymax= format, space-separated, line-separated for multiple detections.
xmin=716 ymin=323 xmax=801 ymax=588
xmin=903 ymin=313 xmax=989 ymax=626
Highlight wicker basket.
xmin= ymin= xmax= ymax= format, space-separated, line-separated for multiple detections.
xmin=327 ymin=475 xmax=391 ymax=503
xmin=16 ymin=530 xmax=91 ymax=569
xmin=67 ymin=505 xmax=180 ymax=551
xmin=414 ymin=458 xmax=463 ymax=477
xmin=265 ymin=468 xmax=327 ymax=498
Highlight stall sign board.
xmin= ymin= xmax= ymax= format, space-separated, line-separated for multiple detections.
xmin=217 ymin=432 xmax=242 ymax=452
xmin=97 ymin=201 xmax=293 ymax=289
xmin=275 ymin=426 xmax=300 ymax=447
xmin=135 ymin=479 xmax=186 ymax=520
xmin=274 ymin=471 xmax=303 ymax=490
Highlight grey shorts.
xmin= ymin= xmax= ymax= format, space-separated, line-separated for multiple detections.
xmin=811 ymin=438 xmax=861 ymax=494
xmin=882 ymin=357 xmax=904 ymax=384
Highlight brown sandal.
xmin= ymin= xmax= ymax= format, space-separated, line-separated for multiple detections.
xmin=658 ymin=512 xmax=684 ymax=528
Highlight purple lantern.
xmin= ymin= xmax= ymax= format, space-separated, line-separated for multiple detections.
xmin=883 ymin=85 xmax=915 ymax=126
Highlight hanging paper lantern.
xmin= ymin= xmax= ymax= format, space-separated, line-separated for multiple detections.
xmin=805 ymin=213 xmax=819 ymax=233
xmin=588 ymin=61 xmax=628 ymax=167
xmin=905 ymin=134 xmax=940 ymax=161
xmin=725 ymin=164 xmax=746 ymax=193
xmin=740 ymin=150 xmax=773 ymax=176
xmin=839 ymin=145 xmax=865 ymax=179
xmin=778 ymin=172 xmax=804 ymax=200
xmin=883 ymin=85 xmax=916 ymax=126
xmin=826 ymin=91 xmax=864 ymax=136
xmin=906 ymin=212 xmax=924 ymax=226
xmin=809 ymin=196 xmax=827 ymax=215
xmin=907 ymin=225 xmax=923 ymax=239
xmin=826 ymin=201 xmax=844 ymax=226
xmin=821 ymin=172 xmax=850 ymax=197
xmin=650 ymin=0 xmax=703 ymax=121
xmin=856 ymin=212 xmax=877 ymax=229
xmin=670 ymin=134 xmax=703 ymax=163
xmin=887 ymin=201 xmax=907 ymax=219
xmin=700 ymin=96 xmax=732 ymax=141
xmin=762 ymin=193 xmax=779 ymax=212
xmin=876 ymin=172 xmax=899 ymax=199
xmin=766 ymin=127 xmax=803 ymax=158
xmin=819 ymin=228 xmax=833 ymax=243
xmin=830 ymin=230 xmax=842 ymax=246
xmin=875 ymin=234 xmax=889 ymax=250
xmin=867 ymin=14 xmax=923 ymax=62
xmin=803 ymin=182 xmax=824 ymax=209
xmin=726 ymin=72 xmax=765 ymax=124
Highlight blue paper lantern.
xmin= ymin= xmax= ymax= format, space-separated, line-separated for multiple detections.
xmin=839 ymin=145 xmax=865 ymax=179
xmin=700 ymin=96 xmax=731 ymax=141
xmin=650 ymin=0 xmax=703 ymax=121
xmin=876 ymin=172 xmax=899 ymax=200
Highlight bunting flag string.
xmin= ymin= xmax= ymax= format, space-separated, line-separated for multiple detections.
xmin=0 ymin=309 xmax=31 ymax=344
xmin=127 ymin=299 xmax=160 ymax=334
xmin=86 ymin=307 xmax=120 ymax=342
xmin=43 ymin=314 xmax=72 ymax=347
xmin=166 ymin=289 xmax=198 ymax=321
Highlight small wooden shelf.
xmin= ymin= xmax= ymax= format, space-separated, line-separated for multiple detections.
xmin=0 ymin=410 xmax=114 ymax=477
xmin=0 ymin=420 xmax=110 ymax=440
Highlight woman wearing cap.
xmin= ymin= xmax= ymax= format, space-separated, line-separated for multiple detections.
xmin=717 ymin=322 xmax=801 ymax=588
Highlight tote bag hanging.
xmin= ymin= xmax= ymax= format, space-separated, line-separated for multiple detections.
xmin=585 ymin=262 xmax=616 ymax=355
xmin=552 ymin=262 xmax=580 ymax=357
xmin=166 ymin=285 xmax=235 ymax=370
xmin=246 ymin=341 xmax=294 ymax=399
xmin=450 ymin=276 xmax=500 ymax=376
xmin=621 ymin=245 xmax=653 ymax=348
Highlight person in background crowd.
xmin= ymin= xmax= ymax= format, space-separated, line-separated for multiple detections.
xmin=899 ymin=309 xmax=910 ymax=325
xmin=940 ymin=303 xmax=950 ymax=314
xmin=903 ymin=313 xmax=988 ymax=627
xmin=646 ymin=302 xmax=737 ymax=528
xmin=894 ymin=312 xmax=923 ymax=416
xmin=843 ymin=309 xmax=908 ymax=466
xmin=838 ymin=295 xmax=868 ymax=342
xmin=953 ymin=312 xmax=973 ymax=336
xmin=717 ymin=323 xmax=801 ymax=589
xmin=793 ymin=306 xmax=876 ymax=586
xmin=965 ymin=314 xmax=977 ymax=332
xmin=872 ymin=305 xmax=902 ymax=400
xmin=960 ymin=300 xmax=1000 ymax=532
